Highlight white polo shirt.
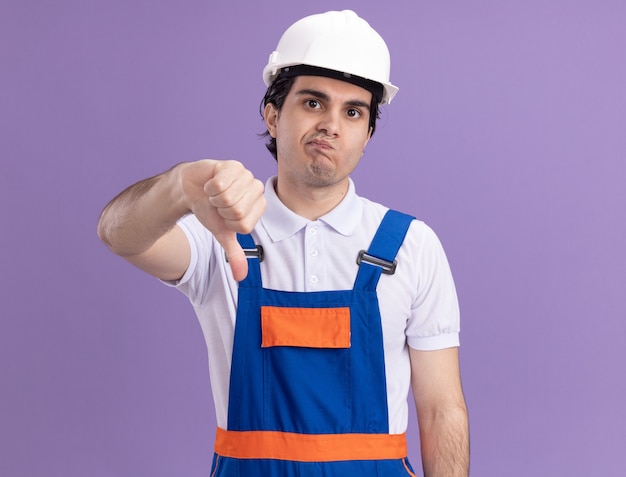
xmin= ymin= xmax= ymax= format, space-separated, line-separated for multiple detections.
xmin=169 ymin=176 xmax=460 ymax=434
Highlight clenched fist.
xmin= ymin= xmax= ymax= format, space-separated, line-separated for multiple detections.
xmin=179 ymin=160 xmax=266 ymax=281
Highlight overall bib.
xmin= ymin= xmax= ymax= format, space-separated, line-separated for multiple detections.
xmin=211 ymin=210 xmax=417 ymax=476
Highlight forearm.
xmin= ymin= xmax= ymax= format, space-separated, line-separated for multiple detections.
xmin=97 ymin=164 xmax=188 ymax=256
xmin=419 ymin=405 xmax=470 ymax=477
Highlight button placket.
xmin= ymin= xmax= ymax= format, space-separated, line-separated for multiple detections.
xmin=305 ymin=223 xmax=321 ymax=290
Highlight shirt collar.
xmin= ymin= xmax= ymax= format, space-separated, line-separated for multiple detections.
xmin=260 ymin=176 xmax=363 ymax=242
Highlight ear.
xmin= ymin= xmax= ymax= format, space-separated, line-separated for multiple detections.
xmin=264 ymin=103 xmax=279 ymax=138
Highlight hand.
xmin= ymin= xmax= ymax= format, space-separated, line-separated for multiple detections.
xmin=179 ymin=160 xmax=266 ymax=281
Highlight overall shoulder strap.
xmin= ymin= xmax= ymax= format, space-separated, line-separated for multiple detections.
xmin=235 ymin=233 xmax=263 ymax=287
xmin=353 ymin=209 xmax=415 ymax=291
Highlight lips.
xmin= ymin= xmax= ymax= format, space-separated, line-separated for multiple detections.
xmin=307 ymin=138 xmax=333 ymax=150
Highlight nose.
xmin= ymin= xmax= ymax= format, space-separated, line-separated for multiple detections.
xmin=317 ymin=108 xmax=340 ymax=136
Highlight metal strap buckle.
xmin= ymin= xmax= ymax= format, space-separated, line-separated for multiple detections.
xmin=356 ymin=250 xmax=397 ymax=275
xmin=225 ymin=245 xmax=264 ymax=262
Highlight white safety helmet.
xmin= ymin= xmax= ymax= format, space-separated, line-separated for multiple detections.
xmin=263 ymin=10 xmax=398 ymax=104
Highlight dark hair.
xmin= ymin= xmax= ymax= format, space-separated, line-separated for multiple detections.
xmin=260 ymin=75 xmax=381 ymax=161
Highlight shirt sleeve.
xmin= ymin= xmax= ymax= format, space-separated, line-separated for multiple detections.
xmin=405 ymin=223 xmax=461 ymax=351
xmin=160 ymin=214 xmax=216 ymax=306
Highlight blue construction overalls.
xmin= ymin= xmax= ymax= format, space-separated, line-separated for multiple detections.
xmin=211 ymin=210 xmax=418 ymax=476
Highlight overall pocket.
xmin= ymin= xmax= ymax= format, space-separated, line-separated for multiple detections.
xmin=261 ymin=305 xmax=352 ymax=433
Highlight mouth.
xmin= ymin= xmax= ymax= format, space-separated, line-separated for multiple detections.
xmin=307 ymin=138 xmax=333 ymax=150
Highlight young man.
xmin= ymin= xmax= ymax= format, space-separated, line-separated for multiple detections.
xmin=98 ymin=10 xmax=469 ymax=477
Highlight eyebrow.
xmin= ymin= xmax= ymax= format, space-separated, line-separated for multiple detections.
xmin=294 ymin=88 xmax=371 ymax=111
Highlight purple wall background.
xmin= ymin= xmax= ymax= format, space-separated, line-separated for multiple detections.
xmin=2 ymin=0 xmax=624 ymax=475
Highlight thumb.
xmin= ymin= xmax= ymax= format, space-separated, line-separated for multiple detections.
xmin=216 ymin=232 xmax=249 ymax=282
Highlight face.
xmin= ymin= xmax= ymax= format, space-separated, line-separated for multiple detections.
xmin=264 ymin=75 xmax=373 ymax=193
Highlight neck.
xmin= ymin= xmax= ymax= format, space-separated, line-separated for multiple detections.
xmin=275 ymin=176 xmax=349 ymax=220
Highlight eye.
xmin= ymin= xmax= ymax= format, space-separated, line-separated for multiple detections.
xmin=306 ymin=99 xmax=321 ymax=109
xmin=346 ymin=108 xmax=362 ymax=119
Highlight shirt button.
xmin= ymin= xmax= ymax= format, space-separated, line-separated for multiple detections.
xmin=310 ymin=275 xmax=318 ymax=284
xmin=311 ymin=249 xmax=318 ymax=257
xmin=309 ymin=227 xmax=317 ymax=235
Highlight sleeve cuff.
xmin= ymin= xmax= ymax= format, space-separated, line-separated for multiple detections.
xmin=159 ymin=219 xmax=198 ymax=288
xmin=407 ymin=332 xmax=460 ymax=351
